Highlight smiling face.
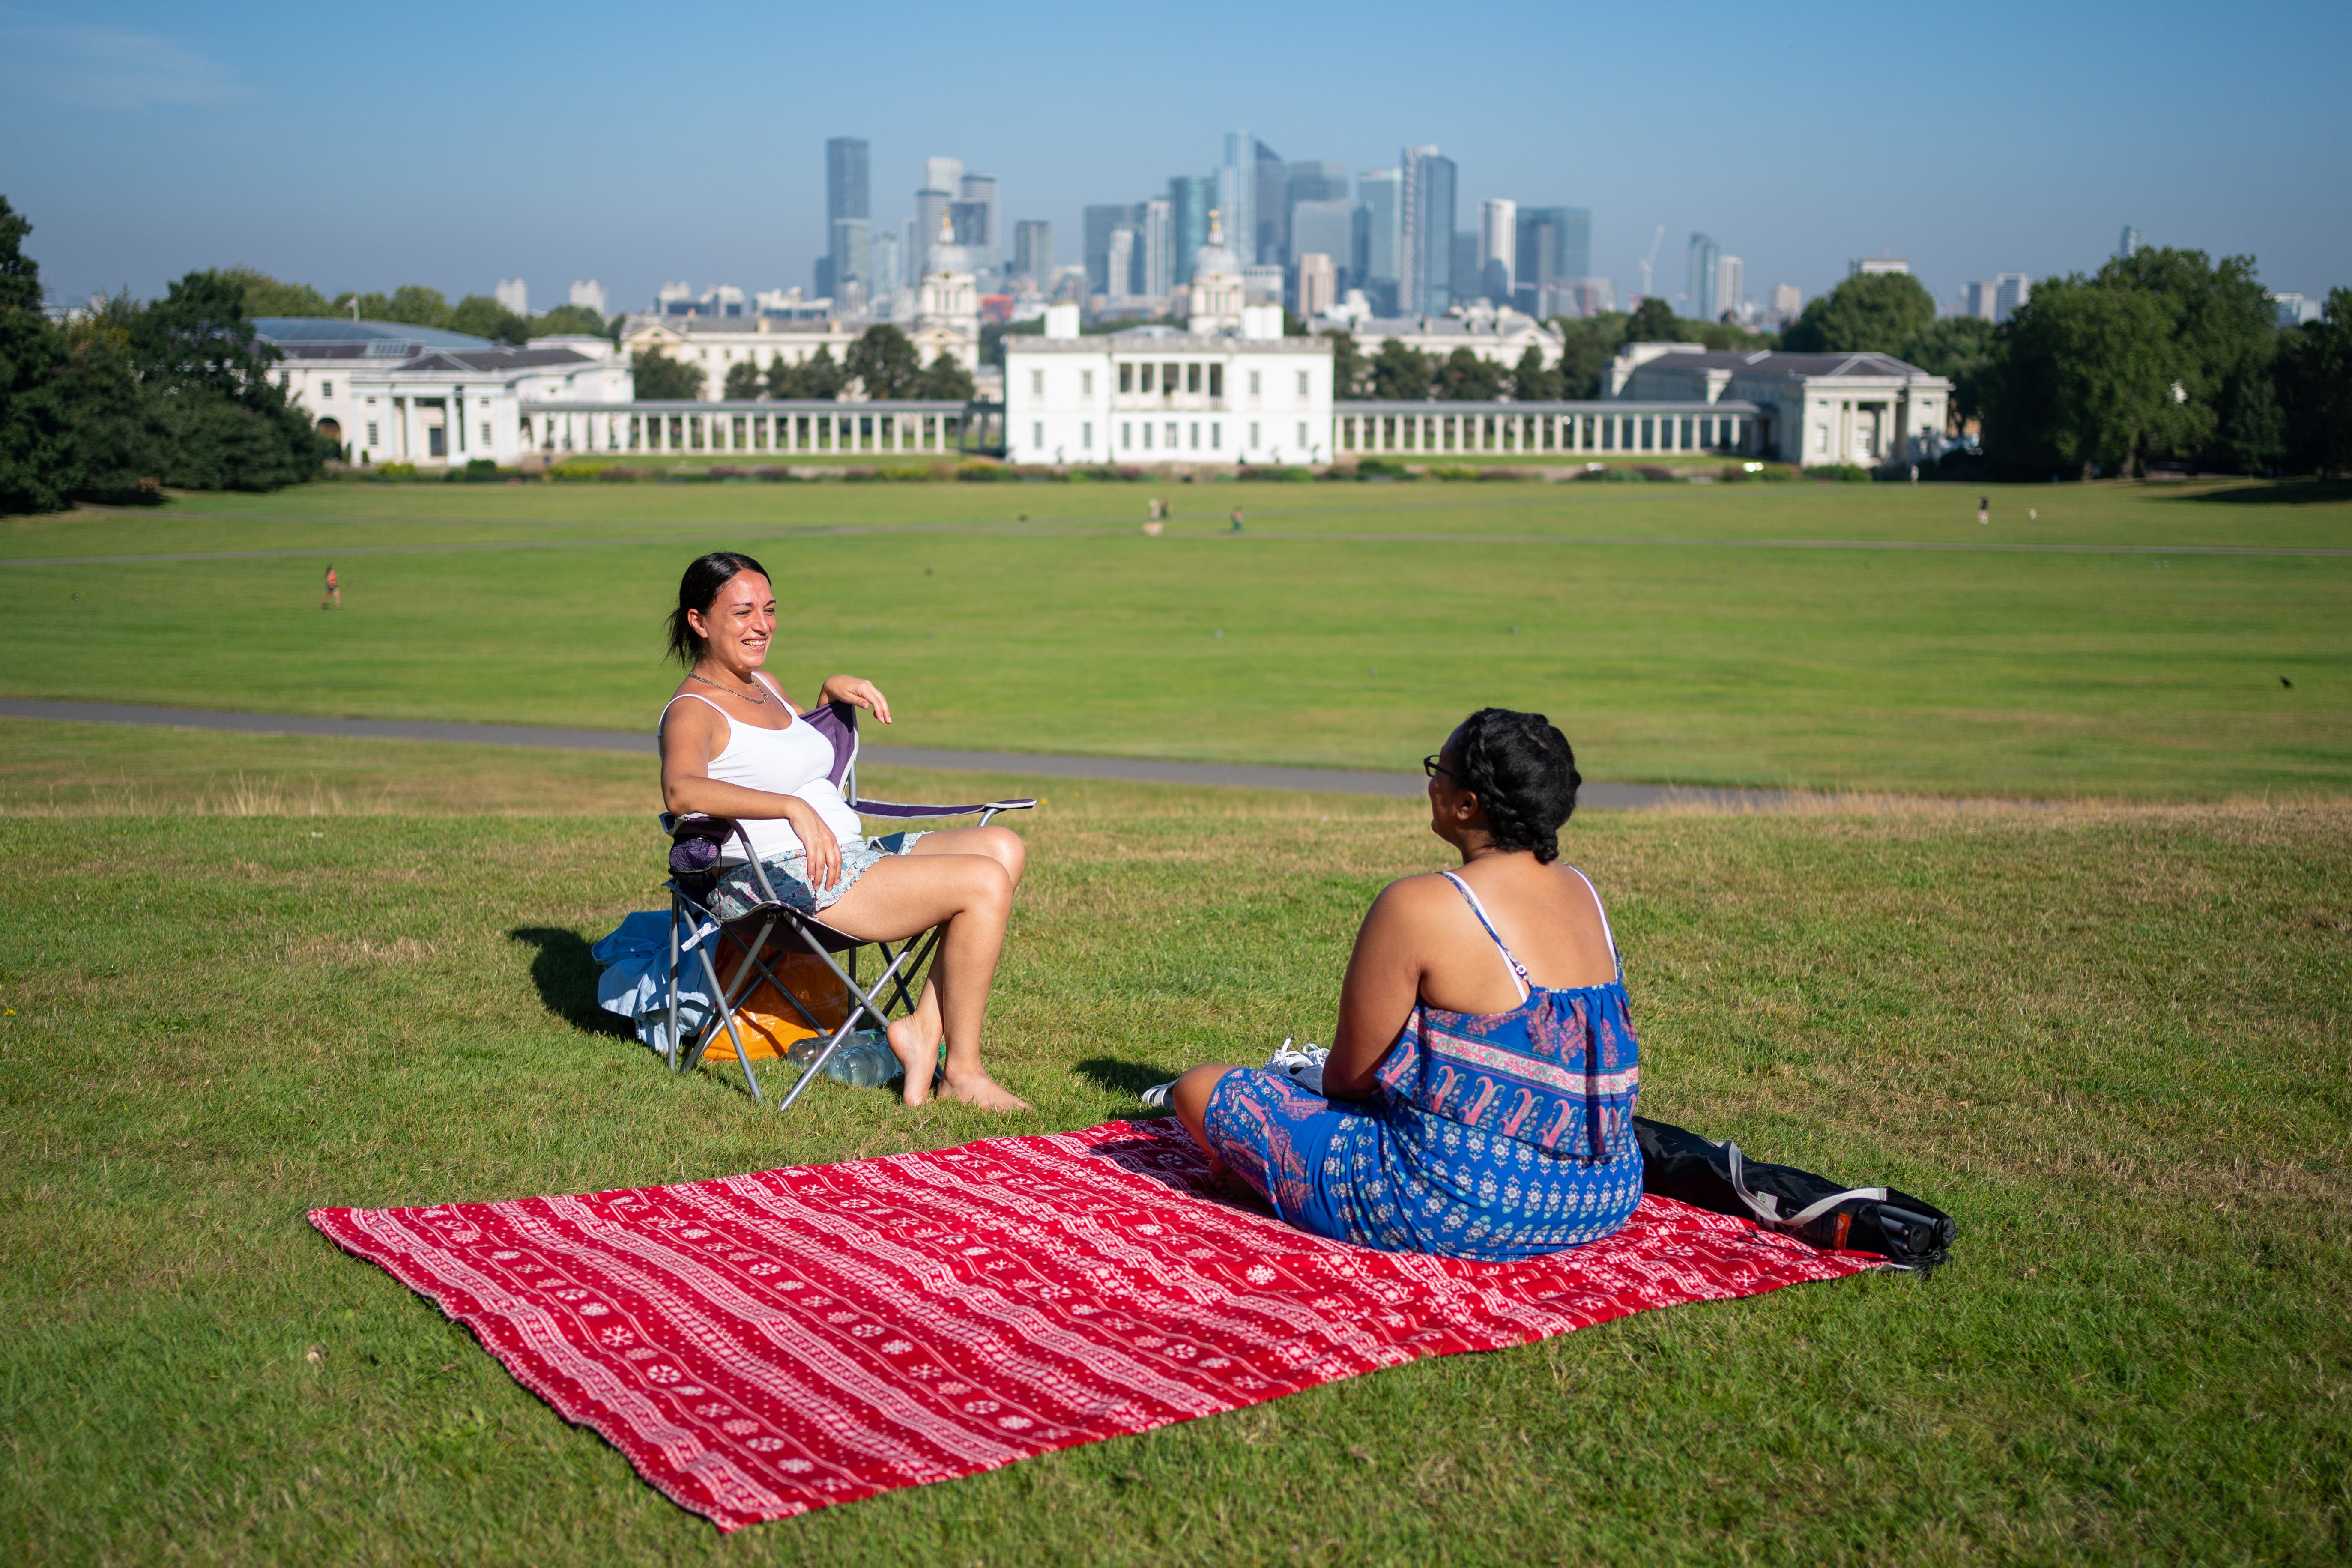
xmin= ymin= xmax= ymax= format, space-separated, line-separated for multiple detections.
xmin=686 ymin=570 xmax=777 ymax=671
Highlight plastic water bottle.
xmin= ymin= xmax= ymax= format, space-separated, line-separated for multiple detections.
xmin=825 ymin=1030 xmax=904 ymax=1088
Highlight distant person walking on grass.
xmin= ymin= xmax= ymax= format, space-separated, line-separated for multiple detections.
xmin=321 ymin=564 xmax=341 ymax=609
xmin=1977 ymin=495 xmax=1989 ymax=526
xmin=1229 ymin=507 xmax=1244 ymax=533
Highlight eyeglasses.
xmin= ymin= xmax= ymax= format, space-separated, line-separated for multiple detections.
xmin=1421 ymin=754 xmax=1459 ymax=783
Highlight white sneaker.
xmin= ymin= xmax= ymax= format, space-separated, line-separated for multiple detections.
xmin=1264 ymin=1037 xmax=1328 ymax=1095
xmin=1139 ymin=1081 xmax=1177 ymax=1110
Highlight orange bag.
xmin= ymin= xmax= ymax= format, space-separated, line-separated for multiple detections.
xmin=698 ymin=949 xmax=851 ymax=1063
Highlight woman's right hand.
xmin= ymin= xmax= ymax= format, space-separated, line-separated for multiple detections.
xmin=782 ymin=799 xmax=843 ymax=891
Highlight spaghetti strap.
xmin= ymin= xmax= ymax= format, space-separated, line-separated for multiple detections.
xmin=656 ymin=691 xmax=732 ymax=735
xmin=752 ymin=672 xmax=798 ymax=715
xmin=1564 ymin=865 xmax=1622 ymax=979
xmin=1439 ymin=872 xmax=1531 ymax=1002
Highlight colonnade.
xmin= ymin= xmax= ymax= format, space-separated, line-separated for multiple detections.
xmin=516 ymin=404 xmax=970 ymax=457
xmin=1336 ymin=406 xmax=1757 ymax=458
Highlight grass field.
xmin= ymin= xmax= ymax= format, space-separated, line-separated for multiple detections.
xmin=1 ymin=726 xmax=2348 ymax=1564
xmin=3 ymin=476 xmax=2348 ymax=800
xmin=3 ymin=476 xmax=2350 ymax=1562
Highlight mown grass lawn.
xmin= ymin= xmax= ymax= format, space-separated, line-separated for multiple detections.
xmin=3 ymin=477 xmax=2347 ymax=800
xmin=3 ymin=729 xmax=2348 ymax=1565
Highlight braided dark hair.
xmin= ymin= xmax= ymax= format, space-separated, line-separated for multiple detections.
xmin=1444 ymin=708 xmax=1580 ymax=863
xmin=666 ymin=551 xmax=771 ymax=666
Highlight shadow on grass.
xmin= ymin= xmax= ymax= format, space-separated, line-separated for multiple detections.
xmin=508 ymin=926 xmax=633 ymax=1038
xmin=1075 ymin=1056 xmax=1175 ymax=1100
xmin=2157 ymin=478 xmax=2352 ymax=505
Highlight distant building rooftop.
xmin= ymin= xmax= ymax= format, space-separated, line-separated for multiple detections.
xmin=251 ymin=317 xmax=495 ymax=350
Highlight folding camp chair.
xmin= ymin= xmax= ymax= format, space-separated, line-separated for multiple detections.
xmin=659 ymin=698 xmax=1036 ymax=1111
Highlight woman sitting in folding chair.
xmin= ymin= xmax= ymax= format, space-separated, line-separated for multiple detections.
xmin=658 ymin=551 xmax=1031 ymax=1111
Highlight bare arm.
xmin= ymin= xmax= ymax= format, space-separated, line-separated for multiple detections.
xmin=1317 ymin=878 xmax=1440 ymax=1101
xmin=816 ymin=675 xmax=893 ymax=724
xmin=658 ymin=699 xmax=844 ymax=888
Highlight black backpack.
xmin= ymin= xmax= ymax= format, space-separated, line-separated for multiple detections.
xmin=1635 ymin=1116 xmax=1957 ymax=1272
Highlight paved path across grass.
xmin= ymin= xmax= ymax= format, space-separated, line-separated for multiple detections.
xmin=0 ymin=696 xmax=1813 ymax=810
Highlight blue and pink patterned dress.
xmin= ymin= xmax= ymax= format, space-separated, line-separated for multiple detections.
xmin=1201 ymin=869 xmax=1642 ymax=1262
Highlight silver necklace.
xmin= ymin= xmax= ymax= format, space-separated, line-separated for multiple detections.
xmin=689 ymin=670 xmax=766 ymax=705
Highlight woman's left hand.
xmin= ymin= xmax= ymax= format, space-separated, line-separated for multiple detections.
xmin=819 ymin=675 xmax=892 ymax=725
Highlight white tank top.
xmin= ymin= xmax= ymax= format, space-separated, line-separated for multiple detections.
xmin=659 ymin=674 xmax=864 ymax=863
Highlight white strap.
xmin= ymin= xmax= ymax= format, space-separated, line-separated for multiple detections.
xmin=657 ymin=691 xmax=732 ymax=736
xmin=1565 ymin=864 xmax=1619 ymax=967
xmin=752 ymin=671 xmax=799 ymax=714
xmin=1440 ymin=872 xmax=1530 ymax=1002
xmin=1724 ymin=1141 xmax=1888 ymax=1229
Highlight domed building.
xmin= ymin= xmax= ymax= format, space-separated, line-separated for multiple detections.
xmin=1184 ymin=209 xmax=1248 ymax=335
xmin=906 ymin=211 xmax=981 ymax=373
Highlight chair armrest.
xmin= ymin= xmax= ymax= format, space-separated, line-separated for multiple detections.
xmin=857 ymin=798 xmax=1038 ymax=820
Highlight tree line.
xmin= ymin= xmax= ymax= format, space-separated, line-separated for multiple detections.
xmin=1319 ymin=255 xmax=2348 ymax=477
xmin=633 ymin=323 xmax=974 ymax=403
xmin=1 ymin=199 xmax=331 ymax=512
xmin=229 ymin=267 xmax=611 ymax=346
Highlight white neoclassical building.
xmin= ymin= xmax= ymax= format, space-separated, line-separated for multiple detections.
xmin=1002 ymin=213 xmax=1335 ymax=465
xmin=1609 ymin=343 xmax=1951 ymax=466
xmin=255 ymin=318 xmax=633 ymax=466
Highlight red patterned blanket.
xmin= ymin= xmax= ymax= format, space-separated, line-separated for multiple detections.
xmin=311 ymin=1118 xmax=1877 ymax=1530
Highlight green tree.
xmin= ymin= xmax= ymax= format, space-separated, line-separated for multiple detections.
xmin=1437 ymin=346 xmax=1503 ymax=400
xmin=1624 ymin=296 xmax=1681 ymax=342
xmin=1508 ymin=345 xmax=1560 ymax=402
xmin=0 ymin=196 xmax=77 ymax=514
xmin=356 ymin=286 xmax=452 ymax=329
xmin=129 ymin=269 xmax=327 ymax=489
xmin=846 ymin=324 xmax=922 ymax=398
xmin=916 ymin=352 xmax=974 ymax=401
xmin=526 ymin=303 xmax=607 ymax=337
xmin=1781 ymin=272 xmax=1936 ymax=354
xmin=1322 ymin=330 xmax=1367 ymax=399
xmin=2104 ymin=248 xmax=2280 ymax=473
xmin=2278 ymin=287 xmax=2352 ymax=475
xmin=446 ymin=295 xmax=529 ymax=344
xmin=1899 ymin=316 xmax=1998 ymax=430
xmin=779 ymin=345 xmax=843 ymax=400
xmin=221 ymin=265 xmax=340 ymax=318
xmin=1982 ymin=276 xmax=2175 ymax=480
xmin=721 ymin=360 xmax=765 ymax=400
xmin=1370 ymin=338 xmax=1432 ymax=400
xmin=56 ymin=292 xmax=161 ymax=501
xmin=631 ymin=347 xmax=705 ymax=400
xmin=1552 ymin=312 xmax=1630 ymax=398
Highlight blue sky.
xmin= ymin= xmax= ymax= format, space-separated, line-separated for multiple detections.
xmin=2 ymin=0 xmax=2344 ymax=314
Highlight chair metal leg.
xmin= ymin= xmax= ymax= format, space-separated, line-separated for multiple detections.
xmin=692 ymin=941 xmax=761 ymax=1103
xmin=666 ymin=896 xmax=683 ymax=1073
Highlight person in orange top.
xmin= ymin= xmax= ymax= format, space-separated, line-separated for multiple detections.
xmin=321 ymin=564 xmax=341 ymax=609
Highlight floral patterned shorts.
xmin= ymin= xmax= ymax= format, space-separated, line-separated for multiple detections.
xmin=705 ymin=830 xmax=926 ymax=923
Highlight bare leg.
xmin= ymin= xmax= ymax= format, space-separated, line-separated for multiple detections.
xmin=1169 ymin=1064 xmax=1242 ymax=1173
xmin=885 ymin=825 xmax=1027 ymax=1081
xmin=819 ymin=851 xmax=1027 ymax=1111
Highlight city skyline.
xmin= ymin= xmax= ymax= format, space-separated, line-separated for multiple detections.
xmin=2 ymin=0 xmax=2343 ymax=314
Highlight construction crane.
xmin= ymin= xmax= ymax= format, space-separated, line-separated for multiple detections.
xmin=1636 ymin=224 xmax=1665 ymax=302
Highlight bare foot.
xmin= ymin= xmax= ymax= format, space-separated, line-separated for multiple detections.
xmin=935 ymin=1070 xmax=1032 ymax=1113
xmin=886 ymin=1016 xmax=941 ymax=1108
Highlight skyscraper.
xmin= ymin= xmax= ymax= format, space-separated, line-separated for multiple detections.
xmin=1140 ymin=197 xmax=1174 ymax=299
xmin=2117 ymin=224 xmax=2142 ymax=259
xmin=1288 ymin=161 xmax=1348 ymax=205
xmin=1219 ymin=131 xmax=1256 ymax=273
xmin=830 ymin=218 xmax=871 ymax=309
xmin=1356 ymin=168 xmax=1402 ymax=313
xmin=1715 ymin=254 xmax=1743 ymax=321
xmin=1477 ymin=199 xmax=1516 ymax=303
xmin=1012 ymin=221 xmax=1053 ymax=285
xmin=1687 ymin=233 xmax=1720 ymax=319
xmin=1295 ymin=252 xmax=1336 ymax=318
xmin=825 ymin=137 xmax=870 ymax=302
xmin=1169 ymin=175 xmax=1213 ymax=283
xmin=1514 ymin=207 xmax=1587 ymax=315
xmin=958 ymin=173 xmax=999 ymax=257
xmin=1398 ymin=147 xmax=1455 ymax=318
xmin=1105 ymin=228 xmax=1136 ymax=302
xmin=1252 ymin=141 xmax=1288 ymax=266
xmin=1290 ymin=199 xmax=1359 ymax=291
xmin=1084 ymin=205 xmax=1132 ymax=295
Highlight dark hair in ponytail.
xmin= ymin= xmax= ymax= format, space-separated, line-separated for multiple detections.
xmin=1445 ymin=708 xmax=1580 ymax=863
xmin=666 ymin=552 xmax=771 ymax=666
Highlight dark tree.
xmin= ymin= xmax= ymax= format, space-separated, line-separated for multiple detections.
xmin=846 ymin=324 xmax=922 ymax=399
xmin=632 ymin=347 xmax=705 ymax=400
xmin=1780 ymin=272 xmax=1936 ymax=354
xmin=129 ymin=270 xmax=326 ymax=489
xmin=222 ymin=266 xmax=340 ymax=318
xmin=527 ymin=303 xmax=607 ymax=337
xmin=447 ymin=295 xmax=529 ymax=345
xmin=1322 ymin=329 xmax=1367 ymax=399
xmin=1370 ymin=338 xmax=1432 ymax=400
xmin=794 ymin=346 xmax=844 ymax=400
xmin=0 ymin=196 xmax=77 ymax=514
xmin=721 ymin=360 xmax=765 ymax=400
xmin=356 ymin=286 xmax=452 ymax=328
xmin=2278 ymin=287 xmax=2352 ymax=476
xmin=1899 ymin=316 xmax=1998 ymax=431
xmin=56 ymin=293 xmax=161 ymax=501
xmin=1437 ymin=346 xmax=1503 ymax=400
xmin=1508 ymin=345 xmax=1560 ymax=402
xmin=916 ymin=352 xmax=975 ymax=401
xmin=1624 ymin=296 xmax=1680 ymax=343
xmin=1552 ymin=313 xmax=1631 ymax=398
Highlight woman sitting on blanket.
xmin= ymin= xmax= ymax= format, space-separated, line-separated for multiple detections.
xmin=1168 ymin=708 xmax=1642 ymax=1261
xmin=658 ymin=551 xmax=1030 ymax=1112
